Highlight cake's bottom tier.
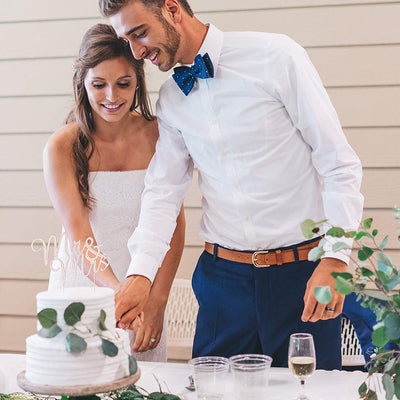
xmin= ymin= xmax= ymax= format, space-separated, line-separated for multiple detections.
xmin=25 ymin=329 xmax=131 ymax=386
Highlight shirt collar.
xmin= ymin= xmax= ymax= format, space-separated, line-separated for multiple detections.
xmin=197 ymin=24 xmax=223 ymax=75
xmin=179 ymin=24 xmax=223 ymax=75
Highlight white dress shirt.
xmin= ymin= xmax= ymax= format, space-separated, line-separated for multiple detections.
xmin=127 ymin=24 xmax=364 ymax=282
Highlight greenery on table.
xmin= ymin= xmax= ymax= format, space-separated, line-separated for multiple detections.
xmin=1 ymin=384 xmax=181 ymax=400
xmin=302 ymin=206 xmax=400 ymax=400
xmin=106 ymin=383 xmax=181 ymax=399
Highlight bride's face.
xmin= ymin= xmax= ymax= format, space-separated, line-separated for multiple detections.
xmin=84 ymin=56 xmax=137 ymax=123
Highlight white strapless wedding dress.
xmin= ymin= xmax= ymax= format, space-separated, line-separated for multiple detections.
xmin=48 ymin=170 xmax=167 ymax=362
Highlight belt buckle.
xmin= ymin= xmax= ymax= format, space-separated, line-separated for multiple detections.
xmin=252 ymin=250 xmax=270 ymax=268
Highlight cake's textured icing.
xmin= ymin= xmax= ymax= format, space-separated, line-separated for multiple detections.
xmin=25 ymin=287 xmax=131 ymax=386
xmin=36 ymin=287 xmax=117 ymax=335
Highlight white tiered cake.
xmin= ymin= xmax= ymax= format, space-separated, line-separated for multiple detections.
xmin=25 ymin=287 xmax=132 ymax=386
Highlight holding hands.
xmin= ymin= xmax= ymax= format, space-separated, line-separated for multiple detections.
xmin=115 ymin=207 xmax=185 ymax=353
xmin=115 ymin=275 xmax=152 ymax=329
xmin=114 ymin=274 xmax=169 ymax=353
xmin=116 ymin=207 xmax=185 ymax=353
xmin=130 ymin=294 xmax=166 ymax=352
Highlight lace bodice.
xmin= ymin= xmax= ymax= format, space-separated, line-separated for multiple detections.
xmin=49 ymin=170 xmax=146 ymax=286
xmin=87 ymin=170 xmax=146 ymax=282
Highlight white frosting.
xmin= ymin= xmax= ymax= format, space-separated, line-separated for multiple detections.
xmin=26 ymin=287 xmax=131 ymax=386
xmin=36 ymin=287 xmax=116 ymax=335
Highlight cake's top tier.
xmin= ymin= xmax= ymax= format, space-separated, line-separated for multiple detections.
xmin=37 ymin=287 xmax=116 ymax=335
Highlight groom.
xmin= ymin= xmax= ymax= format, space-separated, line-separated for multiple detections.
xmin=100 ymin=0 xmax=364 ymax=369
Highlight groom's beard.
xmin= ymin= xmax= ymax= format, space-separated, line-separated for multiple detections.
xmin=157 ymin=15 xmax=181 ymax=72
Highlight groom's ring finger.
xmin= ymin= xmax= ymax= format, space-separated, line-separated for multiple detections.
xmin=322 ymin=306 xmax=337 ymax=319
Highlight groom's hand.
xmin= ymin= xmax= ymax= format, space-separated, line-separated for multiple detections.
xmin=115 ymin=275 xmax=151 ymax=329
xmin=302 ymin=258 xmax=346 ymax=322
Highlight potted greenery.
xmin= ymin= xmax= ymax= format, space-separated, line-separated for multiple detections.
xmin=301 ymin=206 xmax=400 ymax=400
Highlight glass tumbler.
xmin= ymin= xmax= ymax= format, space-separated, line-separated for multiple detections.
xmin=229 ymin=354 xmax=273 ymax=400
xmin=189 ymin=356 xmax=230 ymax=400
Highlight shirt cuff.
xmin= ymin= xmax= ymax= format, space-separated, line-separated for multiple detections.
xmin=125 ymin=253 xmax=159 ymax=283
xmin=321 ymin=236 xmax=353 ymax=265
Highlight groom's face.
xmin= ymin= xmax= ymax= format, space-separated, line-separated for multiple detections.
xmin=110 ymin=1 xmax=181 ymax=72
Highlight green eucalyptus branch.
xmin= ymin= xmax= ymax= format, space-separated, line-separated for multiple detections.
xmin=1 ymin=382 xmax=182 ymax=400
xmin=302 ymin=207 xmax=400 ymax=400
xmin=107 ymin=381 xmax=182 ymax=400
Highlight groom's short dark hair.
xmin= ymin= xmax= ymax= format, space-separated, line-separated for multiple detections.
xmin=99 ymin=0 xmax=194 ymax=18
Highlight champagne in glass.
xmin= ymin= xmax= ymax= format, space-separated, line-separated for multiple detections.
xmin=290 ymin=356 xmax=316 ymax=378
xmin=288 ymin=333 xmax=316 ymax=400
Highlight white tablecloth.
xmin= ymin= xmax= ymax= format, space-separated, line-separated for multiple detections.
xmin=0 ymin=354 xmax=373 ymax=399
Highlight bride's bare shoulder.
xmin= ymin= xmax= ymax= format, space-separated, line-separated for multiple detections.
xmin=44 ymin=122 xmax=79 ymax=162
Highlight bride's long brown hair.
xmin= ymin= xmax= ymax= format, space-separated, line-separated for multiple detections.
xmin=67 ymin=23 xmax=154 ymax=209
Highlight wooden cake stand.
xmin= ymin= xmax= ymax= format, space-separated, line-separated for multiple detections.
xmin=17 ymin=368 xmax=141 ymax=397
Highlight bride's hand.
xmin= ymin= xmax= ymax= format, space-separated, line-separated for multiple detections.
xmin=131 ymin=298 xmax=165 ymax=353
xmin=128 ymin=313 xmax=142 ymax=333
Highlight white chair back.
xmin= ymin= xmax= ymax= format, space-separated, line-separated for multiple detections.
xmin=166 ymin=278 xmax=199 ymax=360
xmin=341 ymin=316 xmax=365 ymax=366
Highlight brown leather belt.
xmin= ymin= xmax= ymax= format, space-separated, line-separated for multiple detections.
xmin=204 ymin=239 xmax=321 ymax=268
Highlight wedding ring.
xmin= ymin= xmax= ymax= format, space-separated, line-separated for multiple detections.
xmin=150 ymin=338 xmax=156 ymax=343
xmin=325 ymin=307 xmax=335 ymax=312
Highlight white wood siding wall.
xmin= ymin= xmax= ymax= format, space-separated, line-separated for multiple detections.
xmin=0 ymin=0 xmax=399 ymax=353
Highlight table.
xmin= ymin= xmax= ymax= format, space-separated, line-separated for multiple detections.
xmin=0 ymin=354 xmax=378 ymax=400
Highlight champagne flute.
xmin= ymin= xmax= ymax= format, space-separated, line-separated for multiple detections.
xmin=288 ymin=333 xmax=316 ymax=400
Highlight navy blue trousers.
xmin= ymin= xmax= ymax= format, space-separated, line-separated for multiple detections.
xmin=192 ymin=241 xmax=342 ymax=370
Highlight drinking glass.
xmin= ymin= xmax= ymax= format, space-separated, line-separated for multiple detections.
xmin=229 ymin=354 xmax=272 ymax=400
xmin=189 ymin=356 xmax=230 ymax=400
xmin=288 ymin=333 xmax=316 ymax=400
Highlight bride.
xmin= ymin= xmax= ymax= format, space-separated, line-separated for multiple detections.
xmin=43 ymin=23 xmax=185 ymax=362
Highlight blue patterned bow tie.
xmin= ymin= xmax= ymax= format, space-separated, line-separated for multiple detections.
xmin=172 ymin=53 xmax=214 ymax=96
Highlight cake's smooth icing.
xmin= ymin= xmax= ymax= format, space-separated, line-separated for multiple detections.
xmin=25 ymin=287 xmax=131 ymax=386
